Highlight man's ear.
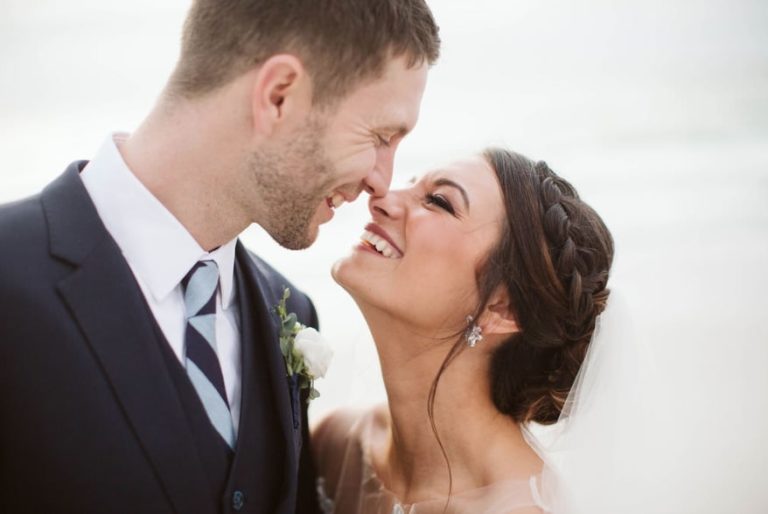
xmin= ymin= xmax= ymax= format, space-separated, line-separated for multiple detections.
xmin=479 ymin=287 xmax=519 ymax=336
xmin=250 ymin=54 xmax=312 ymax=135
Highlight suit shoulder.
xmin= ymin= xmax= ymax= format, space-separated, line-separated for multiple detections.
xmin=0 ymin=194 xmax=48 ymax=264
xmin=0 ymin=193 xmax=45 ymax=233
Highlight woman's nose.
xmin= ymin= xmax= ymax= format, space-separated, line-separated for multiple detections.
xmin=368 ymin=188 xmax=406 ymax=220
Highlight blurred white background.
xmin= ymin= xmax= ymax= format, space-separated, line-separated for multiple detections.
xmin=1 ymin=1 xmax=767 ymax=512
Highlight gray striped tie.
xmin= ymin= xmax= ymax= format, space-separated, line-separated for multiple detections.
xmin=182 ymin=260 xmax=236 ymax=449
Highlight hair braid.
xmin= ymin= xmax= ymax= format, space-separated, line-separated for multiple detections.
xmin=481 ymin=150 xmax=614 ymax=424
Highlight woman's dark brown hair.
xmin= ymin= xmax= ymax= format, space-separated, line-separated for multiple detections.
xmin=428 ymin=148 xmax=614 ymax=507
xmin=479 ymin=148 xmax=614 ymax=423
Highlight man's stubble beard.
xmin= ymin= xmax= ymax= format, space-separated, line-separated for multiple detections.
xmin=246 ymin=119 xmax=336 ymax=250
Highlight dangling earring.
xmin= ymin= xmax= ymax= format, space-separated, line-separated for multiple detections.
xmin=465 ymin=316 xmax=483 ymax=348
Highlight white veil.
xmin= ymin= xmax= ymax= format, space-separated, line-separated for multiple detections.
xmin=524 ymin=290 xmax=656 ymax=514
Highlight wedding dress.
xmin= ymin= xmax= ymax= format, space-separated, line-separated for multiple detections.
xmin=314 ymin=408 xmax=550 ymax=514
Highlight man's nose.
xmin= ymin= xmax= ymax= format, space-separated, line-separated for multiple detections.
xmin=362 ymin=146 xmax=395 ymax=198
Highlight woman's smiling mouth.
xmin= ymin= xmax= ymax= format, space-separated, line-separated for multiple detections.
xmin=359 ymin=223 xmax=403 ymax=259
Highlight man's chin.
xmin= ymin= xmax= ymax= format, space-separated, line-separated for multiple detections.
xmin=261 ymin=201 xmax=327 ymax=250
xmin=267 ymin=223 xmax=319 ymax=251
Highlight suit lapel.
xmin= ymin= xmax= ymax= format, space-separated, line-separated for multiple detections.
xmin=233 ymin=243 xmax=299 ymax=479
xmin=43 ymin=164 xmax=216 ymax=514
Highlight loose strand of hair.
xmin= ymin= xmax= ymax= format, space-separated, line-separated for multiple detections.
xmin=426 ymin=337 xmax=466 ymax=514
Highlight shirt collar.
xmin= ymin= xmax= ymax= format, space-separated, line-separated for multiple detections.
xmin=79 ymin=133 xmax=237 ymax=308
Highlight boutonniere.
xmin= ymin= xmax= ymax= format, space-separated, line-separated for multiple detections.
xmin=275 ymin=287 xmax=333 ymax=402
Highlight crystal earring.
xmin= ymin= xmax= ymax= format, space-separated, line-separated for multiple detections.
xmin=465 ymin=316 xmax=483 ymax=348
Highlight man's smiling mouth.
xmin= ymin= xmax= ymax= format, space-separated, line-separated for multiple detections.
xmin=326 ymin=192 xmax=345 ymax=209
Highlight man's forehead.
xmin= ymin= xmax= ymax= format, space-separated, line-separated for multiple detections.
xmin=335 ymin=87 xmax=415 ymax=127
xmin=351 ymin=60 xmax=426 ymax=122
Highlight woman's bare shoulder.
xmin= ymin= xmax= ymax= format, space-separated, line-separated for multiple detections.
xmin=311 ymin=405 xmax=385 ymax=495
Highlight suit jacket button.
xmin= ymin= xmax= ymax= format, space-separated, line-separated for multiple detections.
xmin=232 ymin=490 xmax=245 ymax=511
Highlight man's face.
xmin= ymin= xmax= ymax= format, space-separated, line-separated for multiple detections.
xmin=251 ymin=55 xmax=429 ymax=250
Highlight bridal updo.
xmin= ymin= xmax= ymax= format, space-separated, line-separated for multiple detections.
xmin=478 ymin=149 xmax=613 ymax=424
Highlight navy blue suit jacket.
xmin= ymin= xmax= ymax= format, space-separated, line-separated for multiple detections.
xmin=0 ymin=162 xmax=321 ymax=514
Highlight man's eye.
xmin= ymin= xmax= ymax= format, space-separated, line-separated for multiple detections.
xmin=425 ymin=193 xmax=455 ymax=215
xmin=376 ymin=135 xmax=391 ymax=148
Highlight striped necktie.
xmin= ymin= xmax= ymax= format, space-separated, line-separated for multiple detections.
xmin=181 ymin=260 xmax=236 ymax=449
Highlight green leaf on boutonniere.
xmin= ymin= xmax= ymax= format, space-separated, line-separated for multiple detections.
xmin=283 ymin=313 xmax=298 ymax=332
xmin=279 ymin=337 xmax=289 ymax=354
xmin=275 ymin=286 xmax=331 ymax=403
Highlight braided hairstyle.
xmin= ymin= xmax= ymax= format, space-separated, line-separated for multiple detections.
xmin=478 ymin=149 xmax=614 ymax=424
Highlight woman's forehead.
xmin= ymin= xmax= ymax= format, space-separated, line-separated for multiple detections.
xmin=406 ymin=155 xmax=493 ymax=186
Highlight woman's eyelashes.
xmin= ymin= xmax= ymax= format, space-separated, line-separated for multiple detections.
xmin=425 ymin=193 xmax=456 ymax=215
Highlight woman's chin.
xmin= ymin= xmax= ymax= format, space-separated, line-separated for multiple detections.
xmin=331 ymin=243 xmax=370 ymax=283
xmin=331 ymin=255 xmax=381 ymax=307
xmin=330 ymin=256 xmax=358 ymax=293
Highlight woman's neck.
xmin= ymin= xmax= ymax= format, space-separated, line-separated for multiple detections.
xmin=363 ymin=309 xmax=542 ymax=504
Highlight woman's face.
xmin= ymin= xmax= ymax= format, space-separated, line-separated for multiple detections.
xmin=332 ymin=155 xmax=506 ymax=334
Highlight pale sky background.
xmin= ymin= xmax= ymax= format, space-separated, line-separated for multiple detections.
xmin=1 ymin=1 xmax=767 ymax=512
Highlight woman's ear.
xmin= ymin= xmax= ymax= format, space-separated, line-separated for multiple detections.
xmin=479 ymin=287 xmax=519 ymax=336
xmin=249 ymin=54 xmax=312 ymax=135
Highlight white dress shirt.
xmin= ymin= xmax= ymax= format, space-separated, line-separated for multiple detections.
xmin=80 ymin=133 xmax=242 ymax=433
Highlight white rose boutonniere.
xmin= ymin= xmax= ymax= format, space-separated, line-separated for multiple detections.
xmin=276 ymin=287 xmax=333 ymax=401
xmin=293 ymin=327 xmax=333 ymax=379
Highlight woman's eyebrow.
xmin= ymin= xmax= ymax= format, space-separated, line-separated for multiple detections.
xmin=433 ymin=177 xmax=470 ymax=211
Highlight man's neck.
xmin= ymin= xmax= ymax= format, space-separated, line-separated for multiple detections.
xmin=118 ymin=94 xmax=252 ymax=251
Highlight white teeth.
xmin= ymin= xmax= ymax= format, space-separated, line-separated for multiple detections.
xmin=330 ymin=193 xmax=345 ymax=208
xmin=360 ymin=230 xmax=401 ymax=259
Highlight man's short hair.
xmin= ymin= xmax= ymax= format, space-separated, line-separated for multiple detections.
xmin=169 ymin=0 xmax=440 ymax=105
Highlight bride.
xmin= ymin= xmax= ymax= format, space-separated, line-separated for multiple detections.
xmin=313 ymin=148 xmax=613 ymax=514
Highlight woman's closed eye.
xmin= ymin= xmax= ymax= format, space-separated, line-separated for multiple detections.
xmin=425 ymin=193 xmax=456 ymax=215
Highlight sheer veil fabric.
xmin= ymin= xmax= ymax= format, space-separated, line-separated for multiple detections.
xmin=526 ymin=290 xmax=656 ymax=514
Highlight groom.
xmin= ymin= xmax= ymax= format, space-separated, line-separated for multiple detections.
xmin=0 ymin=1 xmax=438 ymax=513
